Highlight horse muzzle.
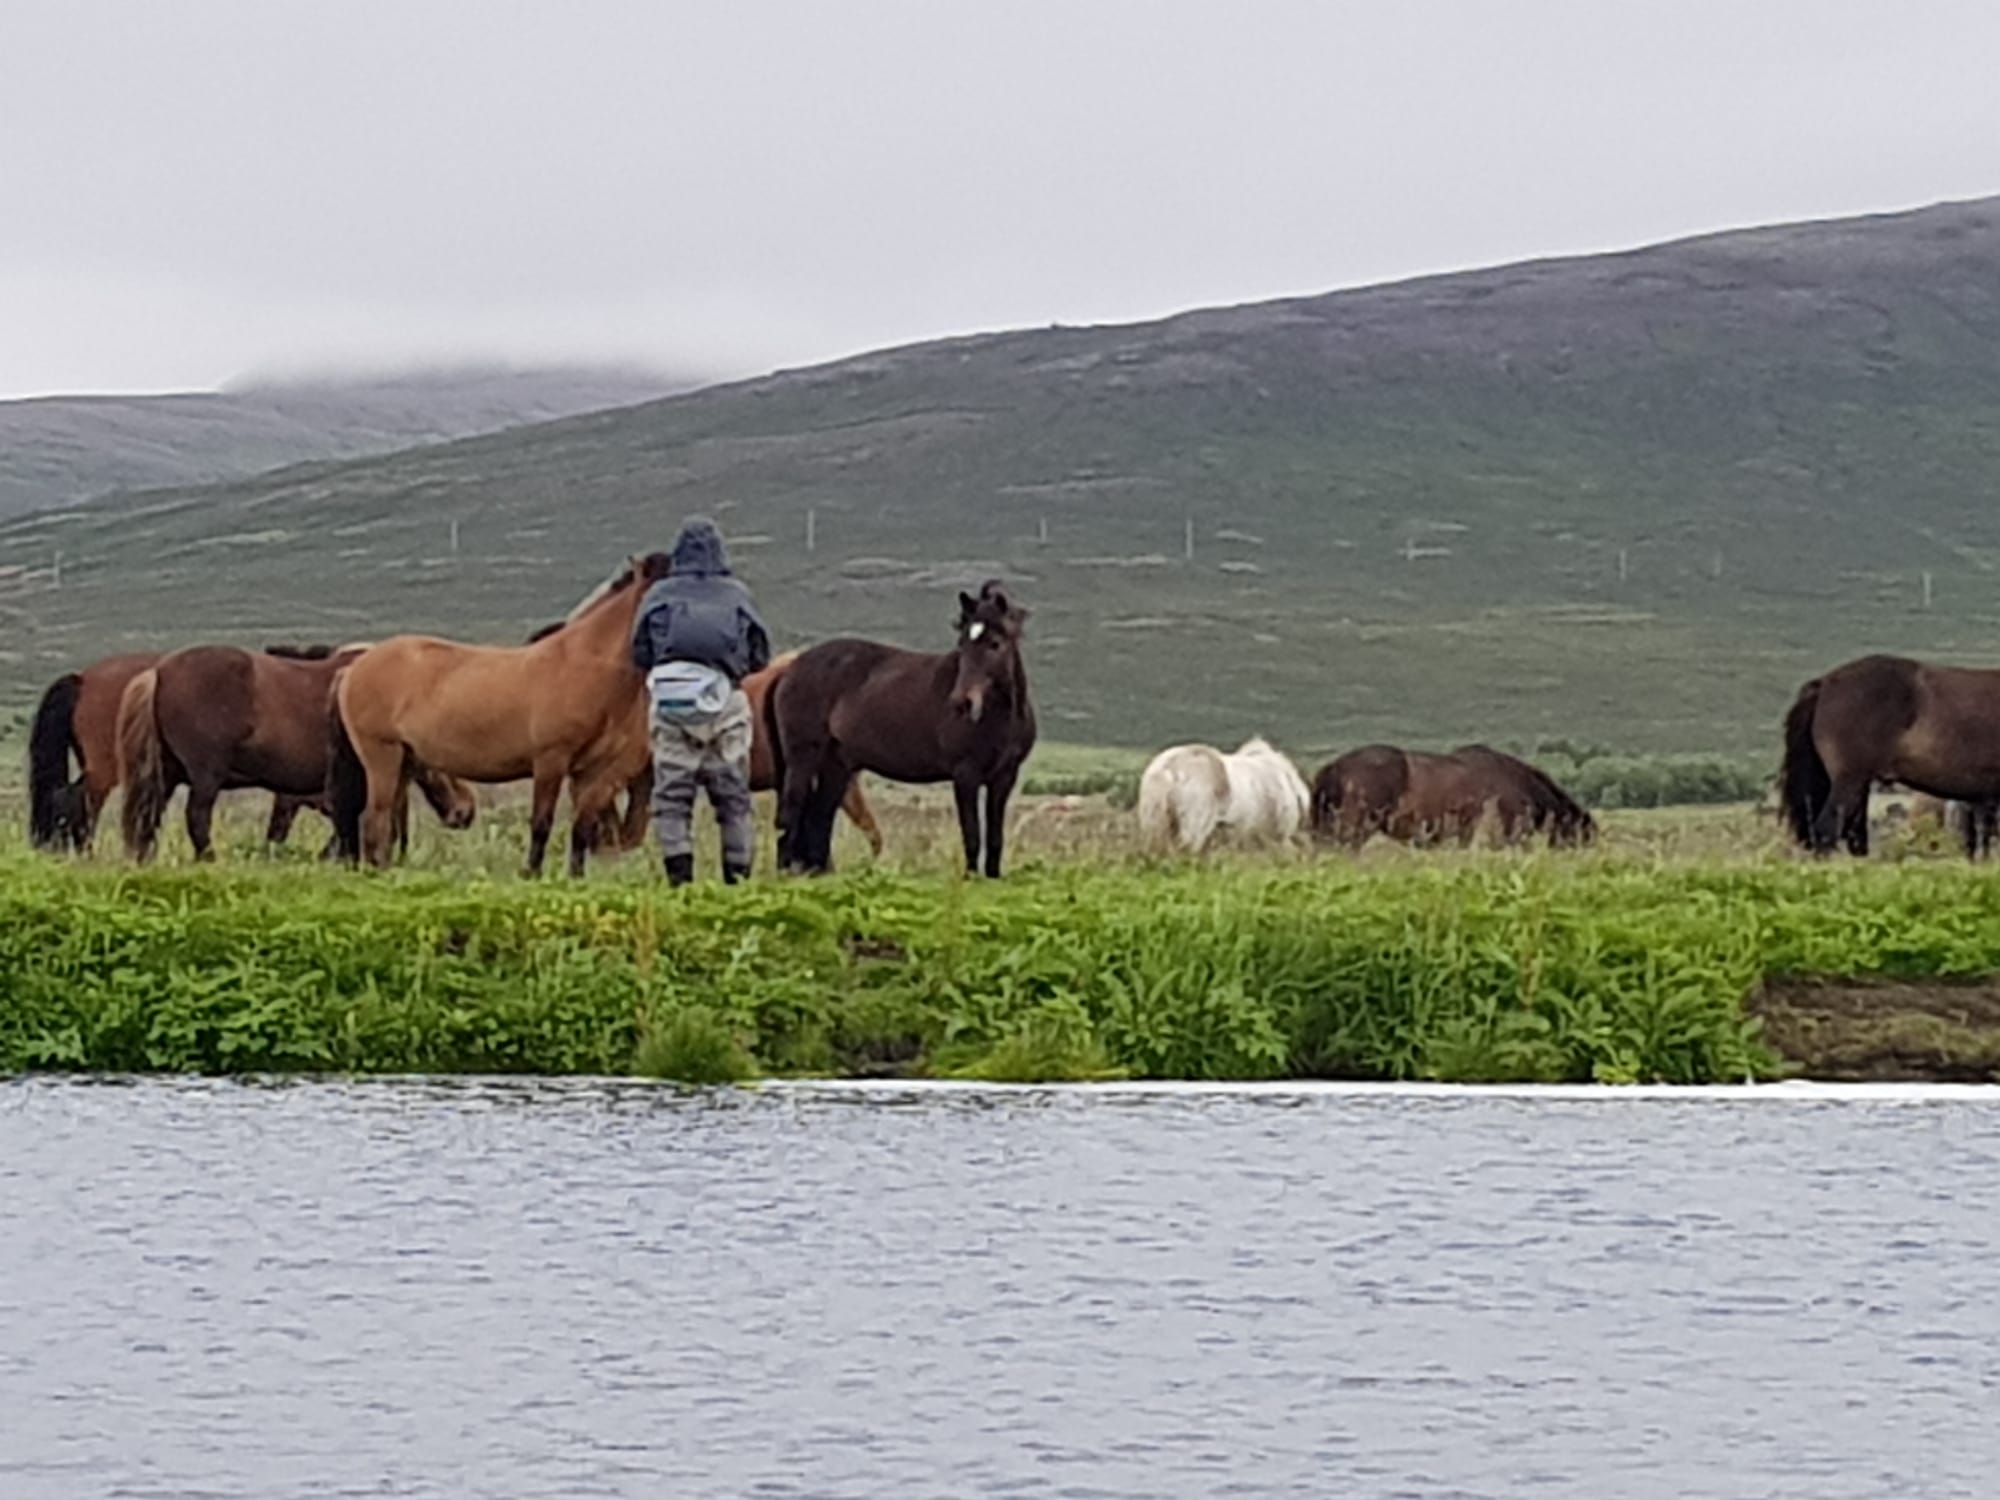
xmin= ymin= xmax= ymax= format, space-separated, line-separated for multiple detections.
xmin=951 ymin=690 xmax=986 ymax=724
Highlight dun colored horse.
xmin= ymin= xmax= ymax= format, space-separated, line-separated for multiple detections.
xmin=772 ymin=582 xmax=1035 ymax=876
xmin=331 ymin=553 xmax=671 ymax=875
xmin=1783 ymin=654 xmax=2000 ymax=858
xmin=1136 ymin=738 xmax=1310 ymax=855
xmin=1311 ymin=743 xmax=1594 ymax=849
xmin=117 ymin=644 xmax=476 ymax=862
xmin=29 ymin=648 xmax=392 ymax=854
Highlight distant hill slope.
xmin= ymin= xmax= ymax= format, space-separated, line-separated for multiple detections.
xmin=7 ymin=198 xmax=2000 ymax=758
xmin=0 ymin=365 xmax=697 ymax=517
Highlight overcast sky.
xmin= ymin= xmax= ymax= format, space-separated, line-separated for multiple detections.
xmin=3 ymin=1 xmax=1997 ymax=398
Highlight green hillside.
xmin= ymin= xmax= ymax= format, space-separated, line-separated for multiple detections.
xmin=7 ymin=198 xmax=2000 ymax=760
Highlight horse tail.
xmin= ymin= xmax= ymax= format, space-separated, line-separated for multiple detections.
xmin=1779 ymin=678 xmax=1828 ymax=850
xmin=1310 ymin=765 xmax=1343 ymax=834
xmin=116 ymin=670 xmax=166 ymax=861
xmin=760 ymin=666 xmax=788 ymax=796
xmin=1137 ymin=751 xmax=1222 ymax=854
xmin=27 ymin=672 xmax=83 ymax=850
xmin=326 ymin=686 xmax=367 ymax=865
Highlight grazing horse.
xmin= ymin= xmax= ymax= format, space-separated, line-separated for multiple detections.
xmin=29 ymin=648 xmax=389 ymax=854
xmin=1136 ymin=737 xmax=1310 ymax=855
xmin=1310 ymin=744 xmax=1593 ymax=849
xmin=116 ymin=644 xmax=477 ymax=863
xmin=773 ymin=581 xmax=1036 ymax=876
xmin=331 ymin=553 xmax=671 ymax=875
xmin=1782 ymin=654 xmax=2000 ymax=858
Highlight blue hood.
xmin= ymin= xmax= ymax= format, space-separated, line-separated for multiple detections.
xmin=670 ymin=518 xmax=730 ymax=578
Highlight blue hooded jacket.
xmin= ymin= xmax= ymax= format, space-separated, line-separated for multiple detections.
xmin=630 ymin=517 xmax=772 ymax=684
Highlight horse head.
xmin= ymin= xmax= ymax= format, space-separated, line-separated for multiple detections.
xmin=413 ymin=762 xmax=479 ymax=830
xmin=950 ymin=581 xmax=1030 ymax=724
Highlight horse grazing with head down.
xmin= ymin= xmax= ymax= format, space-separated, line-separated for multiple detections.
xmin=331 ymin=553 xmax=671 ymax=875
xmin=1136 ymin=738 xmax=1310 ymax=855
xmin=116 ymin=643 xmax=477 ymax=863
xmin=772 ymin=581 xmax=1035 ymax=876
xmin=1310 ymin=744 xmax=1593 ymax=850
xmin=1782 ymin=654 xmax=2000 ymax=859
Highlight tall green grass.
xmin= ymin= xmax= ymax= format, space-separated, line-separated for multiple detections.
xmin=7 ymin=849 xmax=2000 ymax=1084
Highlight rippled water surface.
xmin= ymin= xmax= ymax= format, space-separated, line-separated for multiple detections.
xmin=6 ymin=1078 xmax=2000 ymax=1498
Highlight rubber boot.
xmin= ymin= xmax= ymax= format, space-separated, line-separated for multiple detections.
xmin=664 ymin=854 xmax=695 ymax=887
xmin=723 ymin=862 xmax=751 ymax=886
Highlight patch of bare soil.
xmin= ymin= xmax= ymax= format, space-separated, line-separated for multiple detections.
xmin=1752 ymin=976 xmax=2000 ymax=1082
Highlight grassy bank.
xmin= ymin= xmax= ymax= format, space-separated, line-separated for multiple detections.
xmin=10 ymin=844 xmax=2000 ymax=1085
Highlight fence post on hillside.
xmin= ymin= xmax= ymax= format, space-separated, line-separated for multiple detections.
xmin=1710 ymin=548 xmax=1722 ymax=579
xmin=1924 ymin=570 xmax=1934 ymax=609
xmin=1038 ymin=515 xmax=1049 ymax=545
xmin=1618 ymin=548 xmax=1629 ymax=583
xmin=449 ymin=519 xmax=460 ymax=556
xmin=1184 ymin=515 xmax=1194 ymax=561
xmin=51 ymin=550 xmax=61 ymax=590
xmin=806 ymin=507 xmax=817 ymax=554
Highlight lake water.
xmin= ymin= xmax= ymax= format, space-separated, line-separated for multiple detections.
xmin=4 ymin=1077 xmax=1999 ymax=1498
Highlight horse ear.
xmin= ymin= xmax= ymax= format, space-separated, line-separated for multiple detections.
xmin=957 ymin=591 xmax=978 ymax=624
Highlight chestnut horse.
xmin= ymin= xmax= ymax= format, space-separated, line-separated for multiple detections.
xmin=331 ymin=553 xmax=671 ymax=875
xmin=29 ymin=648 xmax=392 ymax=854
xmin=1311 ymin=744 xmax=1593 ymax=849
xmin=116 ymin=644 xmax=477 ymax=863
xmin=772 ymin=582 xmax=1035 ymax=876
xmin=1783 ymin=654 xmax=2000 ymax=858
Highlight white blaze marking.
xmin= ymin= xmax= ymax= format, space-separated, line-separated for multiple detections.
xmin=968 ymin=622 xmax=985 ymax=640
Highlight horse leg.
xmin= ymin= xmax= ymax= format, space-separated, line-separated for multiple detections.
xmin=982 ymin=765 xmax=1022 ymax=879
xmin=351 ymin=735 xmax=408 ymax=870
xmin=952 ymin=772 xmax=982 ymax=874
xmin=801 ymin=758 xmax=849 ymax=875
xmin=566 ymin=752 xmax=633 ymax=879
xmin=841 ymin=775 xmax=885 ymax=858
xmin=523 ymin=758 xmax=567 ymax=878
xmin=184 ymin=778 xmax=223 ymax=863
xmin=266 ymin=794 xmax=303 ymax=848
xmin=1812 ymin=772 xmax=1870 ymax=857
xmin=776 ymin=728 xmax=829 ymax=874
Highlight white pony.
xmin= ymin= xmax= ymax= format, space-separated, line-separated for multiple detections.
xmin=1136 ymin=737 xmax=1312 ymax=855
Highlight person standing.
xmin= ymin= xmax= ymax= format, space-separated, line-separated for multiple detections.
xmin=630 ymin=517 xmax=772 ymax=885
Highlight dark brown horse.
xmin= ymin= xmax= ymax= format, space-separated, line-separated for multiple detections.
xmin=1310 ymin=743 xmax=1593 ymax=849
xmin=117 ymin=644 xmax=476 ymax=862
xmin=772 ymin=582 xmax=1035 ymax=876
xmin=1782 ymin=654 xmax=2000 ymax=858
xmin=30 ymin=648 xmax=367 ymax=854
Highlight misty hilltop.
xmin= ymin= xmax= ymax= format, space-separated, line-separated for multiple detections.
xmin=0 ymin=364 xmax=699 ymax=518
xmin=7 ymin=197 xmax=2000 ymax=756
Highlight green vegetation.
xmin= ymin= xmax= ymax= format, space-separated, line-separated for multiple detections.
xmin=9 ymin=201 xmax=2000 ymax=756
xmin=8 ymin=796 xmax=2000 ymax=1086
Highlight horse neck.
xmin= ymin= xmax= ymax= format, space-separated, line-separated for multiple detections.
xmin=552 ymin=582 xmax=643 ymax=667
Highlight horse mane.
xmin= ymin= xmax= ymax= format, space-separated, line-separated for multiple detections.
xmin=525 ymin=621 xmax=565 ymax=644
xmin=564 ymin=551 xmax=672 ymax=624
xmin=264 ymin=643 xmax=340 ymax=660
xmin=1233 ymin=736 xmax=1278 ymax=757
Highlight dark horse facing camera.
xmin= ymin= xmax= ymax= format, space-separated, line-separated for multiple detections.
xmin=770 ymin=580 xmax=1037 ymax=877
